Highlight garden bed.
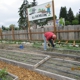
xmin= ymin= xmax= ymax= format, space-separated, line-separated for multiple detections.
xmin=0 ymin=69 xmax=18 ymax=80
xmin=0 ymin=49 xmax=47 ymax=66
xmin=0 ymin=49 xmax=78 ymax=80
xmin=0 ymin=42 xmax=80 ymax=80
xmin=0 ymin=61 xmax=53 ymax=80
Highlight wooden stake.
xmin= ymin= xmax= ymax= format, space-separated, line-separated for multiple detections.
xmin=58 ymin=40 xmax=61 ymax=44
xmin=73 ymin=40 xmax=76 ymax=46
xmin=65 ymin=40 xmax=68 ymax=44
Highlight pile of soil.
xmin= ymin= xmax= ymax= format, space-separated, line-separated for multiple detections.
xmin=0 ymin=61 xmax=55 ymax=80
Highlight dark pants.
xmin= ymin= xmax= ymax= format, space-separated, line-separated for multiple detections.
xmin=48 ymin=39 xmax=54 ymax=47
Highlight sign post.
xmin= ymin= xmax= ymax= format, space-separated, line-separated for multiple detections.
xmin=52 ymin=0 xmax=56 ymax=34
xmin=27 ymin=9 xmax=31 ymax=41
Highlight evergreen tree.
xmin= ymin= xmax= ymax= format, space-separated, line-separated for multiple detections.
xmin=31 ymin=0 xmax=37 ymax=7
xmin=1 ymin=25 xmax=8 ymax=31
xmin=75 ymin=13 xmax=79 ymax=20
xmin=18 ymin=0 xmax=37 ymax=29
xmin=59 ymin=7 xmax=67 ymax=20
xmin=67 ymin=8 xmax=74 ymax=24
xmin=75 ymin=11 xmax=80 ymax=24
xmin=59 ymin=7 xmax=62 ymax=18
xmin=18 ymin=0 xmax=29 ymax=29
xmin=2 ymin=25 xmax=6 ymax=30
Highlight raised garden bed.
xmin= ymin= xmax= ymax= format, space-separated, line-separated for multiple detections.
xmin=0 ymin=61 xmax=53 ymax=80
xmin=0 ymin=41 xmax=80 ymax=80
xmin=0 ymin=49 xmax=47 ymax=65
xmin=0 ymin=49 xmax=78 ymax=80
xmin=38 ymin=57 xmax=80 ymax=80
xmin=0 ymin=68 xmax=18 ymax=80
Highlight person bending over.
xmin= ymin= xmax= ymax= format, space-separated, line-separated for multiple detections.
xmin=43 ymin=32 xmax=56 ymax=50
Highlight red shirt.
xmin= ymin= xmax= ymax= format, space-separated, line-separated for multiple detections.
xmin=44 ymin=32 xmax=55 ymax=40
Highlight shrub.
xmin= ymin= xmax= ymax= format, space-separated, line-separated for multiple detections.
xmin=65 ymin=21 xmax=71 ymax=25
xmin=0 ymin=68 xmax=8 ymax=78
xmin=72 ymin=20 xmax=79 ymax=25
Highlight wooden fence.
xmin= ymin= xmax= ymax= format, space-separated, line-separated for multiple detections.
xmin=0 ymin=25 xmax=80 ymax=41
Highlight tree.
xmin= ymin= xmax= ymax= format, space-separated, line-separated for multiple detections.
xmin=75 ymin=13 xmax=79 ymax=20
xmin=72 ymin=20 xmax=79 ymax=25
xmin=30 ymin=0 xmax=37 ymax=7
xmin=67 ymin=8 xmax=74 ymax=24
xmin=59 ymin=18 xmax=65 ymax=27
xmin=18 ymin=0 xmax=38 ymax=29
xmin=65 ymin=21 xmax=70 ymax=25
xmin=18 ymin=0 xmax=29 ymax=29
xmin=2 ymin=25 xmax=6 ymax=30
xmin=59 ymin=7 xmax=67 ymax=20
xmin=9 ymin=24 xmax=15 ymax=30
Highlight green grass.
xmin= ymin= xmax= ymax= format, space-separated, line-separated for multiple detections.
xmin=55 ymin=44 xmax=80 ymax=50
xmin=63 ymin=46 xmax=80 ymax=50
xmin=32 ymin=42 xmax=42 ymax=48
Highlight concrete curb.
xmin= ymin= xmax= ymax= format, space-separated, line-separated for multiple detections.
xmin=35 ymin=69 xmax=76 ymax=80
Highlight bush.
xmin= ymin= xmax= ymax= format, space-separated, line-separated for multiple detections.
xmin=72 ymin=20 xmax=79 ymax=25
xmin=65 ymin=21 xmax=71 ymax=25
xmin=0 ymin=68 xmax=8 ymax=78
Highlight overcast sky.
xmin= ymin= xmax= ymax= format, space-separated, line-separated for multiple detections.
xmin=0 ymin=0 xmax=80 ymax=27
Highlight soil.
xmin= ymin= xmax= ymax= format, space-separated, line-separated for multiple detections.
xmin=0 ymin=43 xmax=80 ymax=80
xmin=0 ymin=44 xmax=55 ymax=80
xmin=0 ymin=61 xmax=55 ymax=80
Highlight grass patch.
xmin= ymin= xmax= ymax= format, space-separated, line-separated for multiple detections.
xmin=32 ymin=41 xmax=42 ymax=48
xmin=55 ymin=44 xmax=80 ymax=50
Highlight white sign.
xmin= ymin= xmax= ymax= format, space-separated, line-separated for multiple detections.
xmin=28 ymin=1 xmax=53 ymax=21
